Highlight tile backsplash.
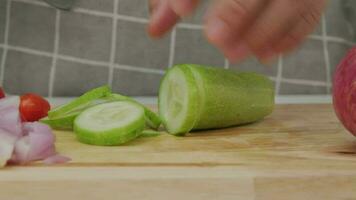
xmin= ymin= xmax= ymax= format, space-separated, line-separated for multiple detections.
xmin=0 ymin=0 xmax=355 ymax=97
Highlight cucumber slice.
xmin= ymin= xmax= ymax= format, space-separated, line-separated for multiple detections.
xmin=108 ymin=94 xmax=162 ymax=129
xmin=74 ymin=101 xmax=145 ymax=146
xmin=40 ymin=113 xmax=77 ymax=130
xmin=158 ymin=66 xmax=200 ymax=135
xmin=48 ymin=85 xmax=111 ymax=119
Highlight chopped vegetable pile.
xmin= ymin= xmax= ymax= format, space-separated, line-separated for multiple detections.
xmin=0 ymin=88 xmax=70 ymax=167
xmin=1 ymin=64 xmax=276 ymax=167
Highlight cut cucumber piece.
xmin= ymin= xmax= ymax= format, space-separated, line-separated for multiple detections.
xmin=108 ymin=93 xmax=162 ymax=129
xmin=48 ymin=85 xmax=111 ymax=119
xmin=158 ymin=66 xmax=200 ymax=135
xmin=159 ymin=64 xmax=275 ymax=135
xmin=40 ymin=113 xmax=77 ymax=130
xmin=74 ymin=101 xmax=145 ymax=146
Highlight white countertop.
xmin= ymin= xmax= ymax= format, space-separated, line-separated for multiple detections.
xmin=47 ymin=95 xmax=332 ymax=106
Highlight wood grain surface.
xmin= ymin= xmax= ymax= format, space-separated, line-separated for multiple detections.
xmin=1 ymin=104 xmax=356 ymax=200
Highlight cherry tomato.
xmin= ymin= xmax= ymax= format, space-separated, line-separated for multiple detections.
xmin=0 ymin=87 xmax=5 ymax=99
xmin=19 ymin=94 xmax=51 ymax=122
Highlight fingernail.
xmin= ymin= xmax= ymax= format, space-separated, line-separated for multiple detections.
xmin=170 ymin=0 xmax=196 ymax=16
xmin=234 ymin=44 xmax=250 ymax=61
xmin=150 ymin=1 xmax=163 ymax=22
xmin=226 ymin=43 xmax=250 ymax=63
xmin=148 ymin=1 xmax=166 ymax=38
xmin=258 ymin=47 xmax=278 ymax=65
xmin=205 ymin=18 xmax=229 ymax=46
xmin=259 ymin=54 xmax=278 ymax=66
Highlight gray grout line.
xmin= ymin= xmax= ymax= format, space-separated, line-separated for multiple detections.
xmin=116 ymin=14 xmax=148 ymax=23
xmin=275 ymin=55 xmax=283 ymax=95
xmin=74 ymin=7 xmax=113 ymax=18
xmin=321 ymin=15 xmax=332 ymax=93
xmin=308 ymin=34 xmax=355 ymax=46
xmin=57 ymin=54 xmax=109 ymax=67
xmin=224 ymin=59 xmax=229 ymax=69
xmin=13 ymin=0 xmax=48 ymax=7
xmin=0 ymin=0 xmax=11 ymax=86
xmin=48 ymin=10 xmax=60 ymax=98
xmin=178 ymin=23 xmax=203 ymax=30
xmin=114 ymin=64 xmax=165 ymax=75
xmin=168 ymin=28 xmax=176 ymax=68
xmin=8 ymin=45 xmax=53 ymax=57
xmin=268 ymin=76 xmax=329 ymax=87
xmin=280 ymin=78 xmax=330 ymax=87
xmin=107 ymin=0 xmax=119 ymax=88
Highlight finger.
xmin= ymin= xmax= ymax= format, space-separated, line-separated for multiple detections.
xmin=168 ymin=0 xmax=200 ymax=16
xmin=149 ymin=0 xmax=160 ymax=14
xmin=148 ymin=0 xmax=179 ymax=38
xmin=204 ymin=0 xmax=268 ymax=57
xmin=272 ymin=20 xmax=319 ymax=57
xmin=272 ymin=2 xmax=325 ymax=55
xmin=245 ymin=0 xmax=323 ymax=60
xmin=242 ymin=0 xmax=301 ymax=60
xmin=221 ymin=41 xmax=251 ymax=63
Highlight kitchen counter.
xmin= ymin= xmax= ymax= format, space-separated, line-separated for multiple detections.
xmin=2 ymin=98 xmax=356 ymax=200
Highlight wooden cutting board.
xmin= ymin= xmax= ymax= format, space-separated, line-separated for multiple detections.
xmin=1 ymin=104 xmax=356 ymax=200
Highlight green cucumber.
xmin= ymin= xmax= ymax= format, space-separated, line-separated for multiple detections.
xmin=107 ymin=94 xmax=162 ymax=129
xmin=159 ymin=64 xmax=275 ymax=135
xmin=74 ymin=101 xmax=145 ymax=146
xmin=48 ymin=85 xmax=111 ymax=119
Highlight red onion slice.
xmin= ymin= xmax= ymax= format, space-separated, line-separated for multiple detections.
xmin=11 ymin=122 xmax=57 ymax=164
xmin=0 ymin=96 xmax=20 ymax=110
xmin=0 ymin=129 xmax=17 ymax=167
xmin=0 ymin=106 xmax=23 ymax=137
xmin=43 ymin=154 xmax=71 ymax=165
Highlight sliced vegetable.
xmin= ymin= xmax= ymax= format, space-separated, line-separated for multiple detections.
xmin=43 ymin=154 xmax=71 ymax=165
xmin=74 ymin=101 xmax=145 ymax=146
xmin=48 ymin=85 xmax=111 ymax=119
xmin=0 ymin=96 xmax=20 ymax=110
xmin=40 ymin=113 xmax=78 ymax=130
xmin=0 ymin=130 xmax=17 ymax=167
xmin=20 ymin=94 xmax=51 ymax=122
xmin=10 ymin=122 xmax=57 ymax=164
xmin=159 ymin=64 xmax=275 ymax=135
xmin=0 ymin=106 xmax=23 ymax=136
xmin=0 ymin=98 xmax=68 ymax=167
xmin=108 ymin=94 xmax=162 ymax=129
xmin=159 ymin=65 xmax=199 ymax=135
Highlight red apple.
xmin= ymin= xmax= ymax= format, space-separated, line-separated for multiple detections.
xmin=333 ymin=47 xmax=356 ymax=136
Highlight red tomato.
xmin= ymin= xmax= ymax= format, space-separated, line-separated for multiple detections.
xmin=19 ymin=94 xmax=51 ymax=122
xmin=0 ymin=87 xmax=5 ymax=99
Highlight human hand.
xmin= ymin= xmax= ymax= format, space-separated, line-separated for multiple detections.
xmin=148 ymin=0 xmax=327 ymax=62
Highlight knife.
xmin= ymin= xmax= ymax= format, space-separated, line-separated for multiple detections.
xmin=43 ymin=0 xmax=75 ymax=10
